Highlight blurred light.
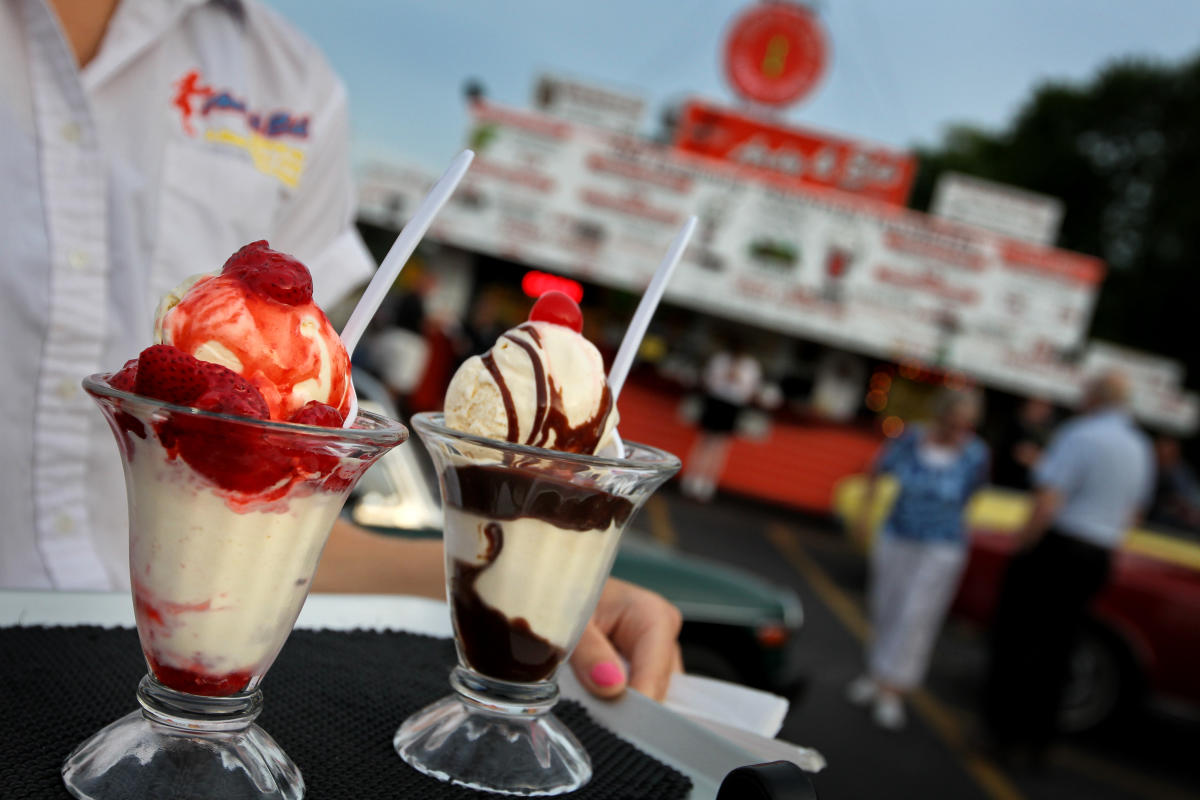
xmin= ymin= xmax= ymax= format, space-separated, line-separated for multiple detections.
xmin=898 ymin=362 xmax=919 ymax=380
xmin=757 ymin=624 xmax=789 ymax=648
xmin=869 ymin=372 xmax=892 ymax=392
xmin=521 ymin=270 xmax=584 ymax=302
xmin=944 ymin=371 xmax=968 ymax=390
xmin=865 ymin=390 xmax=888 ymax=412
xmin=882 ymin=416 xmax=905 ymax=438
xmin=638 ymin=335 xmax=668 ymax=363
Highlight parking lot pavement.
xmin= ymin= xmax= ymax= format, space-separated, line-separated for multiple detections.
xmin=650 ymin=490 xmax=1200 ymax=800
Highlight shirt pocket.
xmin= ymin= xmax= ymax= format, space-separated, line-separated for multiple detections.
xmin=151 ymin=139 xmax=282 ymax=298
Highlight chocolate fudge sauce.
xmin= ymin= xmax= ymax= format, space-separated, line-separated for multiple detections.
xmin=480 ymin=324 xmax=615 ymax=454
xmin=446 ymin=465 xmax=633 ymax=682
xmin=452 ymin=522 xmax=565 ymax=682
xmin=445 ymin=464 xmax=633 ymax=531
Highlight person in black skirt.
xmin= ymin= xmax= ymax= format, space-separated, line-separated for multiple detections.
xmin=681 ymin=335 xmax=762 ymax=502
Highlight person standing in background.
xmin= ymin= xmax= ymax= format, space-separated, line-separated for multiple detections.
xmin=680 ymin=334 xmax=762 ymax=502
xmin=847 ymin=388 xmax=990 ymax=730
xmin=992 ymin=397 xmax=1057 ymax=490
xmin=1147 ymin=435 xmax=1200 ymax=533
xmin=982 ymin=372 xmax=1154 ymax=763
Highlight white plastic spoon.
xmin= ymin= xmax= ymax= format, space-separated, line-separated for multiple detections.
xmin=602 ymin=215 xmax=698 ymax=457
xmin=340 ymin=150 xmax=475 ymax=427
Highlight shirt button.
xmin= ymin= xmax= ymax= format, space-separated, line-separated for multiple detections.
xmin=56 ymin=514 xmax=76 ymax=535
xmin=61 ymin=122 xmax=82 ymax=144
xmin=68 ymin=250 xmax=90 ymax=270
xmin=57 ymin=377 xmax=78 ymax=401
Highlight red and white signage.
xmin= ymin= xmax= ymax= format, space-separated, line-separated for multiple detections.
xmin=533 ymin=74 xmax=646 ymax=134
xmin=673 ymin=100 xmax=917 ymax=206
xmin=931 ymin=172 xmax=1065 ymax=246
xmin=723 ymin=2 xmax=828 ymax=106
xmin=357 ymin=103 xmax=1134 ymax=421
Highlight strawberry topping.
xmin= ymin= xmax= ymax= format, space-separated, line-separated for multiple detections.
xmin=221 ymin=240 xmax=313 ymax=306
xmin=195 ymin=362 xmax=271 ymax=419
xmin=133 ymin=345 xmax=207 ymax=405
xmin=289 ymin=401 xmax=344 ymax=428
xmin=110 ymin=359 xmax=139 ymax=392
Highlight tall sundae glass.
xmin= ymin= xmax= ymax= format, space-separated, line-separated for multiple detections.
xmin=395 ymin=412 xmax=679 ymax=796
xmin=63 ymin=375 xmax=407 ymax=800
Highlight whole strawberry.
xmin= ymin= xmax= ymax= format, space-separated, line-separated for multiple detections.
xmin=110 ymin=359 xmax=139 ymax=392
xmin=289 ymin=401 xmax=344 ymax=428
xmin=221 ymin=240 xmax=313 ymax=306
xmin=194 ymin=361 xmax=271 ymax=419
xmin=134 ymin=345 xmax=207 ymax=405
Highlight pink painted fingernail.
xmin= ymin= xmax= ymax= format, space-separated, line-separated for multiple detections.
xmin=590 ymin=661 xmax=624 ymax=688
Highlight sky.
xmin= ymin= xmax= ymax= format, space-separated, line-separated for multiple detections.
xmin=263 ymin=0 xmax=1200 ymax=174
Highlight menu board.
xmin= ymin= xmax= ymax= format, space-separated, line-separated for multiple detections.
xmin=359 ymin=101 xmax=1113 ymax=406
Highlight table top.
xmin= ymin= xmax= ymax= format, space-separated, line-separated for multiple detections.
xmin=0 ymin=588 xmax=815 ymax=799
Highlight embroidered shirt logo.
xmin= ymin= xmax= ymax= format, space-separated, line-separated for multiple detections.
xmin=171 ymin=69 xmax=310 ymax=188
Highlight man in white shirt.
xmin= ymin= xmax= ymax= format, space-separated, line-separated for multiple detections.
xmin=982 ymin=371 xmax=1154 ymax=762
xmin=1 ymin=0 xmax=681 ymax=701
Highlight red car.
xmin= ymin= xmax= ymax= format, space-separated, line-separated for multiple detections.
xmin=954 ymin=520 xmax=1200 ymax=731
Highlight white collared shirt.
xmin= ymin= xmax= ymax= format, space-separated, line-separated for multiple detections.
xmin=1 ymin=0 xmax=375 ymax=589
xmin=1034 ymin=409 xmax=1155 ymax=549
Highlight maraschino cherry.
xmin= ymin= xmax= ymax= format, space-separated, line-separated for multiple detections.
xmin=528 ymin=290 xmax=583 ymax=333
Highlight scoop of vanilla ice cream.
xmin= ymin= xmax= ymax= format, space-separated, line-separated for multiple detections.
xmin=445 ymin=321 xmax=618 ymax=454
xmin=153 ymin=270 xmax=351 ymax=420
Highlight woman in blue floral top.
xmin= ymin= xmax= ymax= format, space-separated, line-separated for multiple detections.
xmin=846 ymin=388 xmax=990 ymax=730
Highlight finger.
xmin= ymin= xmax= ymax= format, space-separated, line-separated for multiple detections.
xmin=623 ymin=604 xmax=683 ymax=702
xmin=672 ymin=643 xmax=684 ymax=675
xmin=569 ymin=622 xmax=627 ymax=699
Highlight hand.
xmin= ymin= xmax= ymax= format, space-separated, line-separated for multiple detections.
xmin=570 ymin=577 xmax=683 ymax=702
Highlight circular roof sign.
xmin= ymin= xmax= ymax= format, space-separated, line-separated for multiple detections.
xmin=723 ymin=2 xmax=828 ymax=107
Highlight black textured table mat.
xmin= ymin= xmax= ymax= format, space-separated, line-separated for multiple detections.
xmin=0 ymin=625 xmax=691 ymax=799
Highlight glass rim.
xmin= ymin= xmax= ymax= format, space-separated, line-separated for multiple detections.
xmin=84 ymin=372 xmax=408 ymax=446
xmin=411 ymin=411 xmax=681 ymax=473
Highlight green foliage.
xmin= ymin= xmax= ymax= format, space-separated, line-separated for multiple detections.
xmin=912 ymin=53 xmax=1200 ymax=387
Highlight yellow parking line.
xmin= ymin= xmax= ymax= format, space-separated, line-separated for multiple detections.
xmin=645 ymin=494 xmax=678 ymax=548
xmin=765 ymin=523 xmax=868 ymax=640
xmin=764 ymin=523 xmax=1026 ymax=800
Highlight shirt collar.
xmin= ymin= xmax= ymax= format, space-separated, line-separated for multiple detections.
xmin=81 ymin=0 xmax=244 ymax=91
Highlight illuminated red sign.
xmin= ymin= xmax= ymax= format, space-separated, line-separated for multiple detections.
xmin=521 ymin=271 xmax=584 ymax=302
xmin=673 ymin=100 xmax=917 ymax=206
xmin=723 ymin=3 xmax=828 ymax=107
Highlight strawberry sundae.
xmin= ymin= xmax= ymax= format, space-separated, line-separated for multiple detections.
xmin=86 ymin=241 xmax=404 ymax=697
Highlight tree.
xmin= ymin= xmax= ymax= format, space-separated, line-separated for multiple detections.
xmin=910 ymin=53 xmax=1200 ymax=389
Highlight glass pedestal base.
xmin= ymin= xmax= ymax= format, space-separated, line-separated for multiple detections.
xmin=394 ymin=667 xmax=591 ymax=796
xmin=62 ymin=675 xmax=303 ymax=800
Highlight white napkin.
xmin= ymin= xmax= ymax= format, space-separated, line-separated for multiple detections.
xmin=663 ymin=673 xmax=826 ymax=773
xmin=664 ymin=672 xmax=789 ymax=738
